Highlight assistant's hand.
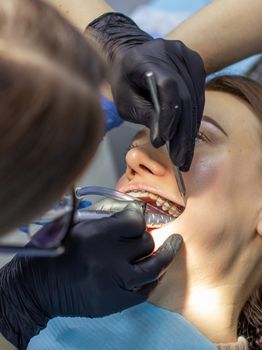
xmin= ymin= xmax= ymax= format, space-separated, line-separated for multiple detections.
xmin=86 ymin=13 xmax=206 ymax=171
xmin=0 ymin=200 xmax=182 ymax=349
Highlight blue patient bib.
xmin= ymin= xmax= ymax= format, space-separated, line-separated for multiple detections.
xmin=28 ymin=303 xmax=216 ymax=350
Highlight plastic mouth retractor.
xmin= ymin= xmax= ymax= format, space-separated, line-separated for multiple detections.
xmin=75 ymin=186 xmax=175 ymax=228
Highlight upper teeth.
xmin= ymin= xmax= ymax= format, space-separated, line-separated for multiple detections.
xmin=126 ymin=190 xmax=182 ymax=217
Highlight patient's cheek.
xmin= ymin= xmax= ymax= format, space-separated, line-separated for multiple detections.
xmin=185 ymin=153 xmax=225 ymax=194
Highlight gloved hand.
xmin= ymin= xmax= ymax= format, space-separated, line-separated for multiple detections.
xmin=86 ymin=13 xmax=206 ymax=171
xmin=0 ymin=200 xmax=182 ymax=350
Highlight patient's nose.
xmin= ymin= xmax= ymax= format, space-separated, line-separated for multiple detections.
xmin=126 ymin=147 xmax=166 ymax=180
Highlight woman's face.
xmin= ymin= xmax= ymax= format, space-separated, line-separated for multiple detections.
xmin=116 ymin=90 xmax=262 ymax=284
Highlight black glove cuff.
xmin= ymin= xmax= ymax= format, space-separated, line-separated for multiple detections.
xmin=86 ymin=12 xmax=153 ymax=62
xmin=0 ymin=258 xmax=49 ymax=350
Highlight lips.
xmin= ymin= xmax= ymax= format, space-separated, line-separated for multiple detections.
xmin=119 ymin=183 xmax=185 ymax=207
xmin=118 ymin=183 xmax=185 ymax=228
xmin=126 ymin=190 xmax=183 ymax=218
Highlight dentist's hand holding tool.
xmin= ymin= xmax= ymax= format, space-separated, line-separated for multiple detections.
xmin=0 ymin=199 xmax=182 ymax=350
xmin=86 ymin=13 xmax=206 ymax=171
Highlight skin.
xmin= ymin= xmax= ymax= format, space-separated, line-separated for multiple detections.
xmin=0 ymin=337 xmax=15 ymax=350
xmin=47 ymin=0 xmax=262 ymax=73
xmin=45 ymin=0 xmax=112 ymax=31
xmin=167 ymin=0 xmax=262 ymax=73
xmin=116 ymin=90 xmax=262 ymax=344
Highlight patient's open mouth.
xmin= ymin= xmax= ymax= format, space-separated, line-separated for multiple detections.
xmin=125 ymin=190 xmax=184 ymax=229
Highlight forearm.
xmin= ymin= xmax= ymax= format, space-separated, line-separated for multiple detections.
xmin=166 ymin=0 xmax=262 ymax=73
xmin=45 ymin=0 xmax=113 ymax=31
xmin=0 ymin=335 xmax=16 ymax=350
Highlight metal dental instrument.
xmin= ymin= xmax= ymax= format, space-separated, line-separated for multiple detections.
xmin=145 ymin=71 xmax=187 ymax=204
xmin=75 ymin=186 xmax=174 ymax=227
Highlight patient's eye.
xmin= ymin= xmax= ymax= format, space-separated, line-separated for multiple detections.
xmin=195 ymin=130 xmax=210 ymax=144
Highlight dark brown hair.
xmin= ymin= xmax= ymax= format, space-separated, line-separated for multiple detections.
xmin=207 ymin=75 xmax=262 ymax=349
xmin=206 ymin=75 xmax=262 ymax=124
xmin=0 ymin=0 xmax=105 ymax=234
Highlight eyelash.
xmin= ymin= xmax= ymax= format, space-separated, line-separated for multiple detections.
xmin=125 ymin=131 xmax=210 ymax=155
xmin=195 ymin=130 xmax=210 ymax=143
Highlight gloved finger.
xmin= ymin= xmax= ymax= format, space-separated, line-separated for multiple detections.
xmin=112 ymin=283 xmax=156 ymax=311
xmin=156 ymin=71 xmax=185 ymax=144
xmin=73 ymin=203 xmax=146 ymax=241
xmin=171 ymin=71 xmax=199 ymax=170
xmin=111 ymin=56 xmax=156 ymax=126
xmin=133 ymin=280 xmax=158 ymax=297
xmin=180 ymin=141 xmax=195 ymax=172
xmin=181 ymin=46 xmax=206 ymax=130
xmin=175 ymin=55 xmax=199 ymax=143
xmin=113 ymin=281 xmax=158 ymax=311
xmin=169 ymin=83 xmax=195 ymax=170
xmin=125 ymin=231 xmax=155 ymax=261
xmin=131 ymin=62 xmax=182 ymax=146
xmin=105 ymin=204 xmax=146 ymax=239
xmin=178 ymin=69 xmax=198 ymax=172
xmin=124 ymin=234 xmax=183 ymax=289
xmin=112 ymin=81 xmax=154 ymax=128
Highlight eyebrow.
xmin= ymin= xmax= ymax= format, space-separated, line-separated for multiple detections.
xmin=130 ymin=115 xmax=228 ymax=143
xmin=202 ymin=115 xmax=228 ymax=137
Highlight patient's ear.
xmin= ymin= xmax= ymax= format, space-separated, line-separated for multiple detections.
xmin=257 ymin=209 xmax=262 ymax=237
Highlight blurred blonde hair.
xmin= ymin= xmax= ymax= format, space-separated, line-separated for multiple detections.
xmin=0 ymin=0 xmax=105 ymax=234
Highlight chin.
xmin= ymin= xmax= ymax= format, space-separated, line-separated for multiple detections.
xmin=148 ymin=222 xmax=179 ymax=251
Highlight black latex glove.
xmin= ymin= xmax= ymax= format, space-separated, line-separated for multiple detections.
xmin=86 ymin=13 xmax=206 ymax=171
xmin=0 ymin=200 xmax=183 ymax=349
